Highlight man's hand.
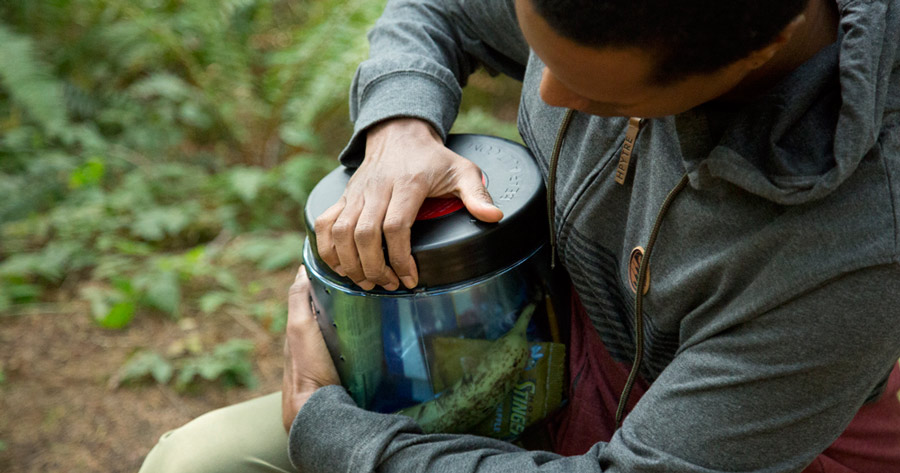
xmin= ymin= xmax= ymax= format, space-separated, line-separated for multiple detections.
xmin=314 ymin=118 xmax=503 ymax=292
xmin=282 ymin=267 xmax=341 ymax=433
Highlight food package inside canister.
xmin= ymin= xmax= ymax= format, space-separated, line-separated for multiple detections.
xmin=428 ymin=337 xmax=566 ymax=440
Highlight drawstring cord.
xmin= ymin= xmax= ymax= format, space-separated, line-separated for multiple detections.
xmin=545 ymin=110 xmax=690 ymax=429
xmin=614 ymin=173 xmax=689 ymax=428
xmin=548 ymin=109 xmax=576 ymax=269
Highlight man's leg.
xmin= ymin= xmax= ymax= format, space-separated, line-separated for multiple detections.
xmin=139 ymin=392 xmax=296 ymax=473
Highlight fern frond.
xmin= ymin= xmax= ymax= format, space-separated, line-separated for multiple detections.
xmin=0 ymin=22 xmax=70 ymax=135
xmin=271 ymin=0 xmax=386 ymax=149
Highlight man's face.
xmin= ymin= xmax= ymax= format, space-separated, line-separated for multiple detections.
xmin=514 ymin=0 xmax=756 ymax=118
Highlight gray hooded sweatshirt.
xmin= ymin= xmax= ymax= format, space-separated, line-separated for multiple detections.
xmin=289 ymin=0 xmax=900 ymax=471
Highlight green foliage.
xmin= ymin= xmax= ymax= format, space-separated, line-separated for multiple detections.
xmin=82 ymin=281 xmax=139 ymax=329
xmin=0 ymin=22 xmax=69 ymax=136
xmin=0 ymin=0 xmax=519 ymax=391
xmin=113 ymin=340 xmax=257 ymax=390
xmin=175 ymin=339 xmax=257 ymax=390
xmin=453 ymin=107 xmax=523 ymax=145
xmin=114 ymin=351 xmax=174 ymax=386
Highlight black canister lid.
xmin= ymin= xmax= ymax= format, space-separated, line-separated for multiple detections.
xmin=303 ymin=134 xmax=547 ymax=289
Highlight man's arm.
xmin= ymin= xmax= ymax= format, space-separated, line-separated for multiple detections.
xmin=288 ymin=264 xmax=900 ymax=472
xmin=339 ymin=0 xmax=529 ymax=166
xmin=314 ymin=0 xmax=528 ymax=292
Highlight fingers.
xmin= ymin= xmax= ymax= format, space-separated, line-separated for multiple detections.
xmin=330 ymin=195 xmax=371 ymax=289
xmin=322 ymin=184 xmax=400 ymax=291
xmin=287 ymin=267 xmax=313 ymax=316
xmin=283 ymin=267 xmax=339 ymax=432
xmin=383 ymin=183 xmax=427 ymax=289
xmin=285 ymin=266 xmax=341 ymax=388
xmin=314 ymin=198 xmax=346 ymax=276
xmin=312 ymin=120 xmax=499 ymax=292
xmin=315 ymin=184 xmax=404 ymax=292
xmin=355 ymin=187 xmax=400 ymax=291
xmin=286 ymin=268 xmax=334 ymax=373
xmin=454 ymin=160 xmax=503 ymax=223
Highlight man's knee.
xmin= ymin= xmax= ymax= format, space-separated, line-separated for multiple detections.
xmin=139 ymin=393 xmax=292 ymax=473
xmin=140 ymin=414 xmax=235 ymax=473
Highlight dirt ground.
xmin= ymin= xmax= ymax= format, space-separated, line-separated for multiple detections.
xmin=0 ymin=282 xmax=288 ymax=473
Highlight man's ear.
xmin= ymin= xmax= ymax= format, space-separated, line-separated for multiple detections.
xmin=743 ymin=13 xmax=807 ymax=71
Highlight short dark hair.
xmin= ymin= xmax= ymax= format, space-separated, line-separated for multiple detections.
xmin=530 ymin=0 xmax=809 ymax=84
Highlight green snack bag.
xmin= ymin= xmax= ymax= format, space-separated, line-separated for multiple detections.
xmin=428 ymin=336 xmax=566 ymax=440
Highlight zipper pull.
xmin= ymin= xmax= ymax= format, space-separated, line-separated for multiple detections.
xmin=614 ymin=117 xmax=643 ymax=185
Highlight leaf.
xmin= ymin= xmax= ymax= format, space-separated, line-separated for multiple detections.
xmin=81 ymin=286 xmax=137 ymax=329
xmin=113 ymin=351 xmax=173 ymax=387
xmin=174 ymin=364 xmax=200 ymax=390
xmin=278 ymin=125 xmax=318 ymax=148
xmin=214 ymin=270 xmax=241 ymax=292
xmin=135 ymin=270 xmax=181 ymax=317
xmin=68 ymin=157 xmax=106 ymax=189
xmin=98 ymin=301 xmax=137 ymax=329
xmin=227 ymin=167 xmax=267 ymax=203
xmin=111 ymin=277 xmax=136 ymax=296
xmin=129 ymin=73 xmax=192 ymax=101
xmin=277 ymin=155 xmax=335 ymax=204
xmin=178 ymin=102 xmax=213 ymax=130
xmin=0 ymin=241 xmax=81 ymax=282
xmin=0 ymin=280 xmax=42 ymax=305
xmin=0 ymin=23 xmax=69 ymax=135
xmin=199 ymin=291 xmax=233 ymax=314
xmin=229 ymin=233 xmax=304 ymax=270
xmin=130 ymin=207 xmax=191 ymax=241
xmin=260 ymin=234 xmax=304 ymax=270
xmin=173 ymin=339 xmax=257 ymax=391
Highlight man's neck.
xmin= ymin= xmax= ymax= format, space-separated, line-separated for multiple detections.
xmin=724 ymin=0 xmax=840 ymax=101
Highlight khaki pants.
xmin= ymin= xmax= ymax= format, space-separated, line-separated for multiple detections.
xmin=139 ymin=392 xmax=296 ymax=473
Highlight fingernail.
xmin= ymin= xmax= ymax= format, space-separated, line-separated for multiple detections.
xmin=334 ymin=265 xmax=345 ymax=277
xmin=401 ymin=276 xmax=417 ymax=289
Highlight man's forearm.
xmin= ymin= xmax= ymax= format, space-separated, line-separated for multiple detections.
xmin=339 ymin=0 xmax=528 ymax=166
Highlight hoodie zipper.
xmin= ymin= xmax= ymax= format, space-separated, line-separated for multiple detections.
xmin=545 ymin=110 xmax=690 ymax=428
xmin=547 ymin=113 xmax=644 ymax=268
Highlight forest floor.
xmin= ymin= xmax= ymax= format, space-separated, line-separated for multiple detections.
xmin=0 ymin=271 xmax=292 ymax=473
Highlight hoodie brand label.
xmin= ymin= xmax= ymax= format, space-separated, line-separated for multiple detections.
xmin=628 ymin=246 xmax=650 ymax=295
xmin=615 ymin=117 xmax=643 ymax=185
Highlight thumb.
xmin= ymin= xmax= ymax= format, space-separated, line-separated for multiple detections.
xmin=457 ymin=179 xmax=503 ymax=223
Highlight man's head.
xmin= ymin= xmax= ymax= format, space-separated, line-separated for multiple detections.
xmin=515 ymin=0 xmax=812 ymax=117
xmin=530 ymin=0 xmax=809 ymax=85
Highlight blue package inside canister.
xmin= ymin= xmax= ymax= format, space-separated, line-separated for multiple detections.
xmin=373 ymin=267 xmax=530 ymax=412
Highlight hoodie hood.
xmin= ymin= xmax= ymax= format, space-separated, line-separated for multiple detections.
xmin=682 ymin=0 xmax=900 ymax=205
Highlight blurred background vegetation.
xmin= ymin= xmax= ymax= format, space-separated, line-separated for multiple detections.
xmin=0 ymin=0 xmax=520 ymax=387
xmin=0 ymin=1 xmax=520 ymax=470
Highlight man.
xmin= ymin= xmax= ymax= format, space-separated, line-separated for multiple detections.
xmin=140 ymin=0 xmax=900 ymax=471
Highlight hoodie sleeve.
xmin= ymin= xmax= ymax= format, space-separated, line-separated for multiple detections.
xmin=288 ymin=264 xmax=900 ymax=473
xmin=337 ymin=0 xmax=529 ymax=167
